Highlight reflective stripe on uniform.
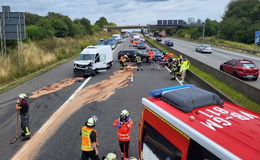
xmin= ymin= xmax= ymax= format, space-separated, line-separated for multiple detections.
xmin=81 ymin=126 xmax=95 ymax=151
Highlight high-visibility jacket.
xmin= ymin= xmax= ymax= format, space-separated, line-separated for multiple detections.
xmin=168 ymin=53 xmax=174 ymax=58
xmin=120 ymin=56 xmax=127 ymax=62
xmin=81 ymin=126 xmax=98 ymax=151
xmin=113 ymin=118 xmax=133 ymax=141
xmin=135 ymin=56 xmax=142 ymax=63
xmin=148 ymin=51 xmax=154 ymax=60
xmin=180 ymin=60 xmax=190 ymax=72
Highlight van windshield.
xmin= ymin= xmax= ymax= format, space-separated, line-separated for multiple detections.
xmin=78 ymin=54 xmax=95 ymax=61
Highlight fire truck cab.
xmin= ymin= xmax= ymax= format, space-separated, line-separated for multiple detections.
xmin=139 ymin=85 xmax=260 ymax=160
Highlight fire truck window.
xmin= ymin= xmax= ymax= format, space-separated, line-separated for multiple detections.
xmin=143 ymin=122 xmax=182 ymax=160
xmin=187 ymin=139 xmax=220 ymax=160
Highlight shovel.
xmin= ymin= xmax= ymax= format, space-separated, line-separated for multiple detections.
xmin=10 ymin=112 xmax=21 ymax=144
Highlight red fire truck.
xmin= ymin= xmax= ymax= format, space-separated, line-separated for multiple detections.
xmin=139 ymin=85 xmax=260 ymax=160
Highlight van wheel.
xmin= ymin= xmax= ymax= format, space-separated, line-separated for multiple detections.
xmin=92 ymin=69 xmax=97 ymax=76
xmin=107 ymin=63 xmax=113 ymax=69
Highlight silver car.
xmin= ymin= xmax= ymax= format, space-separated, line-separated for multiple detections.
xmin=195 ymin=45 xmax=213 ymax=53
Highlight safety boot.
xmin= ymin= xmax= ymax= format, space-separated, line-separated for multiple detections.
xmin=21 ymin=135 xmax=30 ymax=141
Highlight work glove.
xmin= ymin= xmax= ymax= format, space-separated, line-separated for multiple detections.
xmin=116 ymin=124 xmax=121 ymax=128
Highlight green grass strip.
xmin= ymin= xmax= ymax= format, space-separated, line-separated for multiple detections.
xmin=146 ymin=37 xmax=260 ymax=113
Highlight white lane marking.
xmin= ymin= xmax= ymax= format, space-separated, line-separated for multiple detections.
xmin=165 ymin=66 xmax=183 ymax=85
xmin=11 ymin=77 xmax=92 ymax=160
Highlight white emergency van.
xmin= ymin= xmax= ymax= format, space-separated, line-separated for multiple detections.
xmin=73 ymin=45 xmax=113 ymax=77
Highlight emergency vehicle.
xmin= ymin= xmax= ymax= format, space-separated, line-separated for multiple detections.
xmin=139 ymin=84 xmax=260 ymax=160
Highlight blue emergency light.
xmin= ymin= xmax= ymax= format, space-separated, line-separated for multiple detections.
xmin=150 ymin=84 xmax=196 ymax=98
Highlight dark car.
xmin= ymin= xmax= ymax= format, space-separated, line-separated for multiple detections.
xmin=118 ymin=49 xmax=149 ymax=63
xmin=220 ymin=59 xmax=259 ymax=80
xmin=165 ymin=40 xmax=174 ymax=46
xmin=156 ymin=37 xmax=162 ymax=42
xmin=150 ymin=48 xmax=164 ymax=59
xmin=137 ymin=41 xmax=146 ymax=49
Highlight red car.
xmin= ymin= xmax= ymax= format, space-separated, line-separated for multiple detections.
xmin=220 ymin=59 xmax=259 ymax=80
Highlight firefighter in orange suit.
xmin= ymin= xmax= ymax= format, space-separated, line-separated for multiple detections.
xmin=81 ymin=116 xmax=100 ymax=160
xmin=113 ymin=110 xmax=133 ymax=160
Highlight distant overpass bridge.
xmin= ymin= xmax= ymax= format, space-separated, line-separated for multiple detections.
xmin=104 ymin=24 xmax=203 ymax=31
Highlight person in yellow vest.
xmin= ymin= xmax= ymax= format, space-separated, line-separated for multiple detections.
xmin=180 ymin=58 xmax=190 ymax=83
xmin=81 ymin=116 xmax=100 ymax=160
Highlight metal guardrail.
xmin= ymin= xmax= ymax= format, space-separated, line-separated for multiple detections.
xmin=145 ymin=36 xmax=260 ymax=105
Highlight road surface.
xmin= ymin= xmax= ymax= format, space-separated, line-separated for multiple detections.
xmin=158 ymin=37 xmax=260 ymax=89
xmin=0 ymin=38 xmax=181 ymax=160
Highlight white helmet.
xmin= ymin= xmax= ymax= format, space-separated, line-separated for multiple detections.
xmin=86 ymin=116 xmax=98 ymax=127
xmin=120 ymin=109 xmax=129 ymax=117
xmin=104 ymin=153 xmax=117 ymax=160
xmin=129 ymin=157 xmax=137 ymax=160
xmin=18 ymin=93 xmax=27 ymax=99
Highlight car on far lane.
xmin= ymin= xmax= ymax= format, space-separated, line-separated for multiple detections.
xmin=165 ymin=40 xmax=174 ymax=46
xmin=220 ymin=59 xmax=259 ymax=81
xmin=195 ymin=44 xmax=213 ymax=53
xmin=156 ymin=37 xmax=162 ymax=42
xmin=137 ymin=41 xmax=146 ymax=49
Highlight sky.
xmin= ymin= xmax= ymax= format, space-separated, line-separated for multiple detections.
xmin=1 ymin=0 xmax=231 ymax=25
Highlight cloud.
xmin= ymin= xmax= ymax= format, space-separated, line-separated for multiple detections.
xmin=137 ymin=0 xmax=169 ymax=2
xmin=1 ymin=0 xmax=231 ymax=25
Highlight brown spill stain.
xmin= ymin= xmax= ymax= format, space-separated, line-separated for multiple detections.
xmin=29 ymin=77 xmax=84 ymax=99
xmin=12 ymin=66 xmax=136 ymax=160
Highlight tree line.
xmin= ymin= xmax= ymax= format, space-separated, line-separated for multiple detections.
xmin=166 ymin=0 xmax=260 ymax=44
xmin=25 ymin=12 xmax=115 ymax=40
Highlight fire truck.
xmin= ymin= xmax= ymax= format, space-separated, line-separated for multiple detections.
xmin=139 ymin=84 xmax=260 ymax=160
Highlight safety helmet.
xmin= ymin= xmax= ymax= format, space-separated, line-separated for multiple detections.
xmin=86 ymin=116 xmax=98 ymax=127
xmin=104 ymin=153 xmax=117 ymax=160
xmin=120 ymin=109 xmax=129 ymax=117
xmin=129 ymin=157 xmax=137 ymax=160
xmin=18 ymin=93 xmax=27 ymax=99
xmin=124 ymin=55 xmax=128 ymax=58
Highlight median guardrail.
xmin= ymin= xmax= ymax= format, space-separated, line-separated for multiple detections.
xmin=145 ymin=37 xmax=260 ymax=104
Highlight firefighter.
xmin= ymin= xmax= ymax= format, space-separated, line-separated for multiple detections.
xmin=15 ymin=93 xmax=31 ymax=141
xmin=134 ymin=54 xmax=143 ymax=71
xmin=119 ymin=55 xmax=128 ymax=70
xmin=180 ymin=58 xmax=190 ymax=83
xmin=169 ymin=58 xmax=178 ymax=80
xmin=113 ymin=110 xmax=133 ymax=160
xmin=80 ymin=116 xmax=100 ymax=160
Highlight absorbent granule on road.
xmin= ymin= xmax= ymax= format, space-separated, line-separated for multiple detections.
xmin=29 ymin=77 xmax=84 ymax=98
xmin=11 ymin=66 xmax=136 ymax=160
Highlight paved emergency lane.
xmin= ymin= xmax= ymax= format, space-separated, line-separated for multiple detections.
xmin=0 ymin=38 xmax=180 ymax=160
xmin=158 ymin=37 xmax=260 ymax=89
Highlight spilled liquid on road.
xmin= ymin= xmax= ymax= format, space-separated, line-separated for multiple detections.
xmin=11 ymin=66 xmax=136 ymax=160
xmin=30 ymin=77 xmax=84 ymax=98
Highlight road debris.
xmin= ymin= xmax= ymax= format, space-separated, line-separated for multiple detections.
xmin=30 ymin=77 xmax=84 ymax=98
xmin=11 ymin=66 xmax=136 ymax=160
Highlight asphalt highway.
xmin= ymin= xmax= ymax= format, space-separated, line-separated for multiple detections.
xmin=0 ymin=38 xmax=180 ymax=160
xmin=158 ymin=37 xmax=260 ymax=89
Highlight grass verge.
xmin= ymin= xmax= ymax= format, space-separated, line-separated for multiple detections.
xmin=146 ymin=37 xmax=260 ymax=113
xmin=0 ymin=31 xmax=113 ymax=94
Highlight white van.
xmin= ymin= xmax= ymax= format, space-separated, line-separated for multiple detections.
xmin=73 ymin=45 xmax=113 ymax=77
xmin=112 ymin=34 xmax=123 ymax=43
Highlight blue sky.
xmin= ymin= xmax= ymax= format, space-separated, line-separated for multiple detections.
xmin=1 ymin=0 xmax=231 ymax=25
